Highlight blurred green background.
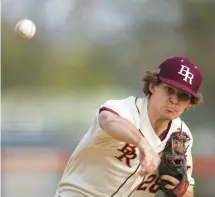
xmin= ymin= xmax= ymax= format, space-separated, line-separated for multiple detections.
xmin=1 ymin=0 xmax=215 ymax=197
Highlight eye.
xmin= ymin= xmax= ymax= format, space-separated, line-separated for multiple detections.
xmin=178 ymin=93 xmax=191 ymax=101
xmin=164 ymin=86 xmax=174 ymax=94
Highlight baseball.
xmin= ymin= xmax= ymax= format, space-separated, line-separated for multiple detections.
xmin=15 ymin=19 xmax=36 ymax=39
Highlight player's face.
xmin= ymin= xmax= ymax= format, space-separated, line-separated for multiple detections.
xmin=149 ymin=83 xmax=192 ymax=120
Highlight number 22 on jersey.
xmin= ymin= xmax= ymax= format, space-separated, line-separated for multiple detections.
xmin=136 ymin=174 xmax=160 ymax=194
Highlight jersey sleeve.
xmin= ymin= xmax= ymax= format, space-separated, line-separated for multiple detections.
xmin=90 ymin=98 xmax=137 ymax=145
xmin=99 ymin=99 xmax=135 ymax=122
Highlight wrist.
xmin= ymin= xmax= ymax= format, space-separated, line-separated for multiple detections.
xmin=135 ymin=136 xmax=150 ymax=148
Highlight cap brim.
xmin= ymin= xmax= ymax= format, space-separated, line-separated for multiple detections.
xmin=158 ymin=76 xmax=200 ymax=99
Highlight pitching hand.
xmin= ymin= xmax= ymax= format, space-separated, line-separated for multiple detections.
xmin=137 ymin=138 xmax=161 ymax=176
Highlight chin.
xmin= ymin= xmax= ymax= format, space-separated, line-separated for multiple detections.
xmin=165 ymin=112 xmax=178 ymax=120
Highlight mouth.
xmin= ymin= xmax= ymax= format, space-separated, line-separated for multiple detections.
xmin=167 ymin=106 xmax=177 ymax=113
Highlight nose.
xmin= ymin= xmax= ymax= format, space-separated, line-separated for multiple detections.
xmin=169 ymin=94 xmax=179 ymax=104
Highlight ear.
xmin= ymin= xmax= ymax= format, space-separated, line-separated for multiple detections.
xmin=185 ymin=103 xmax=192 ymax=111
xmin=187 ymin=103 xmax=192 ymax=109
xmin=149 ymin=83 xmax=156 ymax=94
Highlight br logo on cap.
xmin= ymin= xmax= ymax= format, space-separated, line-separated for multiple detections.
xmin=178 ymin=65 xmax=194 ymax=85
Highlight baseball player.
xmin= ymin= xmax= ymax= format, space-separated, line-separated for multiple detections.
xmin=55 ymin=57 xmax=203 ymax=197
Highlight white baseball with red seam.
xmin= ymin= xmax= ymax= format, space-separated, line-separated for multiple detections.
xmin=15 ymin=19 xmax=36 ymax=39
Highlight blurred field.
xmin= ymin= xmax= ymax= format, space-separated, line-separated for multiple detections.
xmin=2 ymin=0 xmax=215 ymax=197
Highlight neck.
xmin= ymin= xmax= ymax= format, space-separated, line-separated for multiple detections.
xmin=147 ymin=100 xmax=170 ymax=136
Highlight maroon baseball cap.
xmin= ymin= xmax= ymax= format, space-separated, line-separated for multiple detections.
xmin=157 ymin=57 xmax=203 ymax=99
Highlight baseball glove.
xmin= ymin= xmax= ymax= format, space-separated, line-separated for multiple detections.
xmin=159 ymin=129 xmax=191 ymax=197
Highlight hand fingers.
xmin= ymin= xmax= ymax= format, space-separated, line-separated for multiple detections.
xmin=164 ymin=184 xmax=175 ymax=190
xmin=160 ymin=175 xmax=180 ymax=186
xmin=139 ymin=158 xmax=160 ymax=176
xmin=138 ymin=148 xmax=161 ymax=176
xmin=138 ymin=163 xmax=153 ymax=176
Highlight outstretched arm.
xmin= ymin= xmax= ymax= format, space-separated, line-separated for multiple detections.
xmin=99 ymin=110 xmax=161 ymax=175
xmin=99 ymin=110 xmax=144 ymax=146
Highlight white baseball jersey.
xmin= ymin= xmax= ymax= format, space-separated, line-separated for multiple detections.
xmin=56 ymin=96 xmax=194 ymax=197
